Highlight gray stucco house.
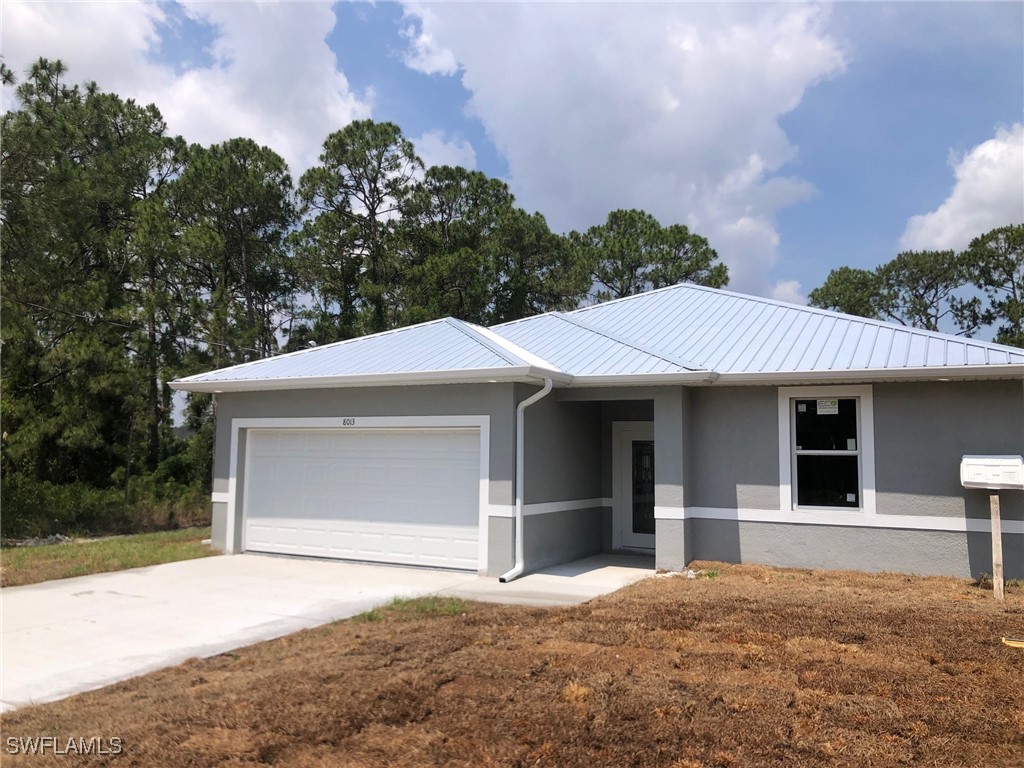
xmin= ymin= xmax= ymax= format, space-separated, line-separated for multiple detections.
xmin=171 ymin=284 xmax=1024 ymax=580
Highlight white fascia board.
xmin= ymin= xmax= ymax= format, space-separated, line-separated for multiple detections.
xmin=713 ymin=365 xmax=1024 ymax=385
xmin=168 ymin=365 xmax=557 ymax=393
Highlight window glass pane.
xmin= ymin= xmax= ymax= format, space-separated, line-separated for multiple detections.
xmin=796 ymin=455 xmax=859 ymax=508
xmin=794 ymin=398 xmax=857 ymax=451
xmin=631 ymin=440 xmax=655 ymax=535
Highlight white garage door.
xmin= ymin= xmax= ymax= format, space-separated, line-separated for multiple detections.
xmin=243 ymin=428 xmax=480 ymax=570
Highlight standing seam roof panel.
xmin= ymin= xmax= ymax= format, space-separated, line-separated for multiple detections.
xmin=905 ymin=334 xmax=928 ymax=367
xmin=827 ymin=321 xmax=864 ymax=371
xmin=493 ymin=315 xmax=686 ymax=375
xmin=708 ymin=303 xmax=782 ymax=371
xmin=848 ymin=324 xmax=880 ymax=370
xmin=743 ymin=310 xmax=803 ymax=373
xmin=884 ymin=331 xmax=909 ymax=368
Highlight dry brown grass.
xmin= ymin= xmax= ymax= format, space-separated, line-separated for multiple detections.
xmin=3 ymin=562 xmax=1023 ymax=767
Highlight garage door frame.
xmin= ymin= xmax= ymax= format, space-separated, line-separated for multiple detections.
xmin=221 ymin=415 xmax=492 ymax=572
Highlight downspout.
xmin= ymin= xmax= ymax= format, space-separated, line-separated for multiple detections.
xmin=499 ymin=377 xmax=554 ymax=583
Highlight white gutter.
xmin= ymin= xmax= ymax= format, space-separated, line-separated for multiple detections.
xmin=712 ymin=364 xmax=1024 ymax=385
xmin=499 ymin=377 xmax=554 ymax=583
xmin=168 ymin=365 xmax=569 ymax=393
xmin=569 ymin=371 xmax=719 ymax=386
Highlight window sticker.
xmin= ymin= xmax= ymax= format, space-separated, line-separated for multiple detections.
xmin=797 ymin=403 xmax=807 ymax=413
xmin=846 ymin=493 xmax=856 ymax=503
xmin=847 ymin=438 xmax=857 ymax=451
xmin=816 ymin=399 xmax=839 ymax=415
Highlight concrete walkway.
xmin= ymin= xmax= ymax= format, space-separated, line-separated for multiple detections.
xmin=1 ymin=553 xmax=652 ymax=712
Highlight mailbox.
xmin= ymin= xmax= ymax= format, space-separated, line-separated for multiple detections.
xmin=960 ymin=455 xmax=1024 ymax=490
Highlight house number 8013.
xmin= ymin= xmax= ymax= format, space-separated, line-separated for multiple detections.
xmin=342 ymin=418 xmax=356 ymax=426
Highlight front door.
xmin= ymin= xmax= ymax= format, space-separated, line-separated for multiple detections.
xmin=612 ymin=422 xmax=656 ymax=550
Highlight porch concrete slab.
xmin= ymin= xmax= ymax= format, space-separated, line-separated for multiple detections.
xmin=1 ymin=553 xmax=653 ymax=713
xmin=439 ymin=554 xmax=655 ymax=607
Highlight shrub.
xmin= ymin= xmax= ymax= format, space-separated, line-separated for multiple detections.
xmin=1 ymin=475 xmax=210 ymax=541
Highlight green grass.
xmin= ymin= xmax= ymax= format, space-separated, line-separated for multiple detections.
xmin=0 ymin=527 xmax=215 ymax=587
xmin=350 ymin=595 xmax=472 ymax=623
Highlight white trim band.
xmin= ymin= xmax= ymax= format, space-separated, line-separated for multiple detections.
xmin=488 ymin=498 xmax=612 ymax=518
xmin=654 ymin=505 xmax=1024 ymax=534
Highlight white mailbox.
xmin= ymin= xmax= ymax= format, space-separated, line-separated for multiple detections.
xmin=960 ymin=455 xmax=1024 ymax=490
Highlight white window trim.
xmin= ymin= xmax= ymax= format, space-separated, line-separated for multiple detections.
xmin=778 ymin=385 xmax=876 ymax=515
xmin=223 ymin=415 xmax=491 ymax=572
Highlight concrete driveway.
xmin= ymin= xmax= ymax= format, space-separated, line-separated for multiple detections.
xmin=1 ymin=553 xmax=651 ymax=712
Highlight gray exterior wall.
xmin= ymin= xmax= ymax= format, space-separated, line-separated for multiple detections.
xmin=207 ymin=377 xmax=1021 ymax=582
xmin=211 ymin=383 xmax=517 ymax=557
xmin=488 ymin=508 xmax=603 ymax=576
xmin=491 ymin=386 xmax=606 ymax=574
xmin=524 ymin=508 xmax=604 ymax=573
xmin=674 ymin=380 xmax=1023 ymax=519
xmin=210 ymin=501 xmax=227 ymax=551
xmin=668 ymin=379 xmax=1024 ymax=579
xmin=485 ymin=512 xmax=602 ymax=577
xmin=655 ymin=519 xmax=688 ymax=571
xmin=687 ymin=386 xmax=780 ymax=510
xmin=874 ymin=380 xmax=1023 ymax=521
xmin=519 ymin=389 xmax=602 ymax=504
xmin=689 ymin=518 xmax=1023 ymax=580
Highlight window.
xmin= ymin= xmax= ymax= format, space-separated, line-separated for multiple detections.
xmin=778 ymin=386 xmax=875 ymax=514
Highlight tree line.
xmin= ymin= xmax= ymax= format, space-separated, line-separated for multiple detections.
xmin=2 ymin=59 xmax=1020 ymax=538
xmin=0 ymin=60 xmax=727 ymax=536
xmin=808 ymin=226 xmax=1024 ymax=346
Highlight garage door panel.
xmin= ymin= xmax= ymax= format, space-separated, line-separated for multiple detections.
xmin=245 ymin=518 xmax=478 ymax=569
xmin=244 ymin=428 xmax=480 ymax=569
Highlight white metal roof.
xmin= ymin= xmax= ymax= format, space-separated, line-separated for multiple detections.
xmin=171 ymin=318 xmax=567 ymax=392
xmin=543 ymin=283 xmax=1024 ymax=380
xmin=495 ymin=313 xmax=714 ymax=381
xmin=171 ymin=283 xmax=1024 ymax=392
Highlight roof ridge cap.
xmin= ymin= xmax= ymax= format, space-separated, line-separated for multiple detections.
xmin=552 ymin=312 xmax=705 ymax=371
xmin=443 ymin=318 xmax=523 ymax=366
xmin=451 ymin=318 xmax=567 ymax=374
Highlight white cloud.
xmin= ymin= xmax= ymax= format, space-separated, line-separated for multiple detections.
xmin=1 ymin=1 xmax=371 ymax=174
xmin=899 ymin=124 xmax=1024 ymax=252
xmin=413 ymin=130 xmax=476 ymax=170
xmin=400 ymin=3 xmax=846 ymax=296
xmin=770 ymin=279 xmax=806 ymax=306
xmin=1 ymin=0 xmax=167 ymax=98
xmin=401 ymin=5 xmax=458 ymax=76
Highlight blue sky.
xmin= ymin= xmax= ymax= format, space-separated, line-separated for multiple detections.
xmin=3 ymin=1 xmax=1022 ymax=303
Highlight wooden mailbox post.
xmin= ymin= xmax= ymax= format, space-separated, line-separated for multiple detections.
xmin=960 ymin=455 xmax=1024 ymax=602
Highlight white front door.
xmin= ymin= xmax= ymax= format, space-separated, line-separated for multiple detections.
xmin=242 ymin=428 xmax=480 ymax=570
xmin=612 ymin=422 xmax=656 ymax=550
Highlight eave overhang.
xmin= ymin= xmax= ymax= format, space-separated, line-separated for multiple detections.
xmin=169 ymin=364 xmax=573 ymax=393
